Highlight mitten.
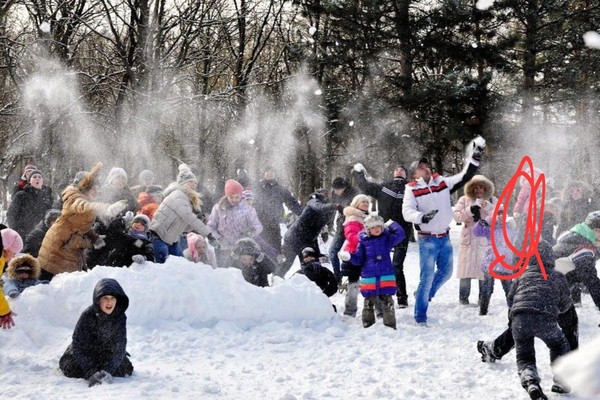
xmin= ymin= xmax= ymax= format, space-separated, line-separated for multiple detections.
xmin=384 ymin=219 xmax=394 ymax=227
xmin=469 ymin=136 xmax=486 ymax=162
xmin=338 ymin=250 xmax=351 ymax=262
xmin=131 ymin=254 xmax=146 ymax=264
xmin=93 ymin=235 xmax=106 ymax=249
xmin=421 ymin=209 xmax=438 ymax=224
xmin=470 ymin=205 xmax=482 ymax=222
xmin=107 ymin=199 xmax=128 ymax=218
xmin=206 ymin=233 xmax=220 ymax=250
xmin=0 ymin=311 xmax=15 ymax=329
xmin=353 ymin=163 xmax=365 ymax=173
xmin=123 ymin=210 xmax=134 ymax=224
xmin=88 ymin=370 xmax=113 ymax=387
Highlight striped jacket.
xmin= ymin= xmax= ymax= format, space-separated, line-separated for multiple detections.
xmin=349 ymin=221 xmax=405 ymax=298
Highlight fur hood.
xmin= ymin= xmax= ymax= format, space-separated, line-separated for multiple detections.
xmin=343 ymin=206 xmax=368 ymax=224
xmin=464 ymin=175 xmax=494 ymax=200
xmin=560 ymin=180 xmax=593 ymax=202
xmin=6 ymin=254 xmax=41 ymax=280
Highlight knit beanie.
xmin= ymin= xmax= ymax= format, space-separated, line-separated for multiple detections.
xmin=1 ymin=228 xmax=23 ymax=255
xmin=105 ymin=167 xmax=128 ymax=185
xmin=139 ymin=169 xmax=155 ymax=183
xmin=21 ymin=164 xmax=38 ymax=180
xmin=132 ymin=214 xmax=151 ymax=231
xmin=186 ymin=232 xmax=205 ymax=261
xmin=27 ymin=170 xmax=43 ymax=182
xmin=331 ymin=177 xmax=349 ymax=189
xmin=224 ymin=179 xmax=243 ymax=196
xmin=177 ymin=164 xmax=198 ymax=186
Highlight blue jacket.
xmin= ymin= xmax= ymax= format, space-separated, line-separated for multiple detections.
xmin=350 ymin=222 xmax=405 ymax=298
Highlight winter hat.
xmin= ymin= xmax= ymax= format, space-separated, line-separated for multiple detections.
xmin=232 ymin=238 xmax=262 ymax=259
xmin=177 ymin=164 xmax=198 ymax=186
xmin=350 ymin=194 xmax=371 ymax=209
xmin=7 ymin=254 xmax=41 ymax=279
xmin=585 ymin=211 xmax=600 ymax=230
xmin=186 ymin=232 xmax=206 ymax=261
xmin=44 ymin=209 xmax=61 ymax=228
xmin=531 ymin=239 xmax=555 ymax=268
xmin=139 ymin=169 xmax=155 ymax=183
xmin=408 ymin=157 xmax=429 ymax=178
xmin=132 ymin=214 xmax=151 ymax=230
xmin=301 ymin=246 xmax=324 ymax=259
xmin=394 ymin=165 xmax=407 ymax=177
xmin=332 ymin=177 xmax=349 ymax=189
xmin=242 ymin=189 xmax=254 ymax=201
xmin=363 ymin=214 xmax=385 ymax=230
xmin=1 ymin=228 xmax=23 ymax=255
xmin=224 ymin=179 xmax=244 ymax=196
xmin=105 ymin=167 xmax=128 ymax=185
xmin=146 ymin=185 xmax=163 ymax=195
xmin=27 ymin=169 xmax=43 ymax=182
xmin=21 ymin=164 xmax=38 ymax=180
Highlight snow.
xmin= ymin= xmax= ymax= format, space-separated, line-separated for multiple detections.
xmin=40 ymin=21 xmax=51 ymax=33
xmin=308 ymin=26 xmax=317 ymax=36
xmin=583 ymin=31 xmax=600 ymax=50
xmin=1 ymin=221 xmax=598 ymax=399
xmin=475 ymin=0 xmax=495 ymax=10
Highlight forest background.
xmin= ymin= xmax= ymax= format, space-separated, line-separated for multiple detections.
xmin=1 ymin=0 xmax=599 ymax=206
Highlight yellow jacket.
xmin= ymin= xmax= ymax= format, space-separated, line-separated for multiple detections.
xmin=0 ymin=256 xmax=10 ymax=316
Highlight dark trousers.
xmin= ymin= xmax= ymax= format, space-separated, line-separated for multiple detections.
xmin=567 ymin=264 xmax=600 ymax=308
xmin=479 ymin=274 xmax=512 ymax=314
xmin=277 ymin=238 xmax=318 ymax=278
xmin=328 ymin=233 xmax=346 ymax=282
xmin=60 ymin=351 xmax=133 ymax=379
xmin=512 ymin=313 xmax=569 ymax=387
xmin=459 ymin=278 xmax=483 ymax=303
xmin=260 ymin=219 xmax=283 ymax=254
xmin=393 ymin=239 xmax=409 ymax=302
xmin=492 ymin=304 xmax=578 ymax=358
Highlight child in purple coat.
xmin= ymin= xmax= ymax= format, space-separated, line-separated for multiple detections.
xmin=350 ymin=215 xmax=405 ymax=329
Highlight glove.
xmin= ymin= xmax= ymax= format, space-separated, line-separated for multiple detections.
xmin=470 ymin=205 xmax=482 ymax=222
xmin=421 ymin=209 xmax=438 ymax=224
xmin=320 ymin=231 xmax=329 ymax=243
xmin=479 ymin=219 xmax=490 ymax=228
xmin=470 ymin=136 xmax=486 ymax=162
xmin=206 ymin=233 xmax=220 ymax=250
xmin=88 ymin=370 xmax=113 ymax=387
xmin=0 ymin=311 xmax=16 ymax=329
xmin=353 ymin=163 xmax=365 ymax=173
xmin=132 ymin=254 xmax=146 ymax=264
xmin=93 ymin=235 xmax=106 ymax=249
xmin=123 ymin=210 xmax=134 ymax=224
xmin=384 ymin=219 xmax=394 ymax=227
xmin=335 ymin=204 xmax=344 ymax=213
xmin=339 ymin=250 xmax=351 ymax=262
xmin=107 ymin=199 xmax=128 ymax=218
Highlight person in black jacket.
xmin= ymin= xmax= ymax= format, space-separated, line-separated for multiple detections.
xmin=327 ymin=177 xmax=358 ymax=284
xmin=507 ymin=240 xmax=572 ymax=399
xmin=228 ymin=238 xmax=276 ymax=287
xmin=297 ymin=247 xmax=338 ymax=298
xmin=23 ymin=209 xmax=61 ymax=257
xmin=254 ymin=167 xmax=303 ymax=255
xmin=352 ymin=163 xmax=413 ymax=308
xmin=6 ymin=169 xmax=54 ymax=238
xmin=59 ymin=278 xmax=133 ymax=386
xmin=277 ymin=189 xmax=341 ymax=278
xmin=105 ymin=214 xmax=154 ymax=267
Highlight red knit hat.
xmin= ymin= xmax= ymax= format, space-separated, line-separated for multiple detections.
xmin=224 ymin=179 xmax=243 ymax=196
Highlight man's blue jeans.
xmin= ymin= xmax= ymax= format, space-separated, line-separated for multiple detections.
xmin=414 ymin=235 xmax=453 ymax=323
xmin=152 ymin=236 xmax=183 ymax=264
xmin=328 ymin=233 xmax=346 ymax=282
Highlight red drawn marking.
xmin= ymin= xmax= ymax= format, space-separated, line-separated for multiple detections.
xmin=489 ymin=156 xmax=547 ymax=280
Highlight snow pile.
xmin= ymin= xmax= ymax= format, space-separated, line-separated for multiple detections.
xmin=555 ymin=335 xmax=600 ymax=398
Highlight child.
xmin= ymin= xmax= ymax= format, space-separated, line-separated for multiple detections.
xmin=229 ymin=238 xmax=276 ymax=287
xmin=472 ymin=205 xmax=515 ymax=315
xmin=2 ymin=254 xmax=46 ymax=298
xmin=349 ymin=215 xmax=405 ymax=329
xmin=184 ymin=232 xmax=218 ymax=267
xmin=338 ymin=194 xmax=370 ymax=317
xmin=297 ymin=247 xmax=338 ymax=298
xmin=59 ymin=278 xmax=133 ymax=387
xmin=0 ymin=227 xmax=24 ymax=329
xmin=104 ymin=213 xmax=154 ymax=267
xmin=507 ymin=240 xmax=572 ymax=399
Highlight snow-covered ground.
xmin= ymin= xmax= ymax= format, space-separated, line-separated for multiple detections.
xmin=1 ymin=221 xmax=598 ymax=399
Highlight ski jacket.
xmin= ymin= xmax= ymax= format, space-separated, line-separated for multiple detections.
xmin=6 ymin=184 xmax=54 ymax=238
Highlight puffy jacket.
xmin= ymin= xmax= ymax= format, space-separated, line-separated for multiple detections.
xmin=6 ymin=184 xmax=54 ymax=238
xmin=207 ymin=197 xmax=263 ymax=250
xmin=283 ymin=193 xmax=338 ymax=249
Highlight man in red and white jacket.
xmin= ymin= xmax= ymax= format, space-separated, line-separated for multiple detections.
xmin=402 ymin=136 xmax=485 ymax=326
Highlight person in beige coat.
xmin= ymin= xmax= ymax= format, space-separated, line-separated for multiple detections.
xmin=453 ymin=174 xmax=497 ymax=305
xmin=37 ymin=163 xmax=127 ymax=280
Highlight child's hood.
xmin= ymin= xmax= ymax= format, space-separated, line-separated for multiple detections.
xmin=93 ymin=278 xmax=129 ymax=315
xmin=6 ymin=254 xmax=41 ymax=280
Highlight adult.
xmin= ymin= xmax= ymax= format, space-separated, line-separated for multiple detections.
xmin=136 ymin=185 xmax=163 ymax=220
xmin=276 ymin=189 xmax=341 ymax=278
xmin=131 ymin=169 xmax=156 ymax=198
xmin=253 ymin=166 xmax=303 ymax=255
xmin=11 ymin=164 xmax=38 ymax=195
xmin=555 ymin=180 xmax=596 ymax=238
xmin=149 ymin=165 xmax=214 ymax=263
xmin=207 ymin=179 xmax=263 ymax=268
xmin=402 ymin=136 xmax=485 ymax=326
xmin=37 ymin=163 xmax=127 ymax=280
xmin=23 ymin=209 xmax=61 ymax=257
xmin=7 ymin=168 xmax=54 ymax=238
xmin=327 ymin=177 xmax=358 ymax=284
xmin=453 ymin=174 xmax=497 ymax=306
xmin=98 ymin=167 xmax=139 ymax=213
xmin=353 ymin=163 xmax=413 ymax=308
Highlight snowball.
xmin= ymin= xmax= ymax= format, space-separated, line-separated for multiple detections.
xmin=40 ymin=21 xmax=51 ymax=33
xmin=475 ymin=0 xmax=494 ymax=10
xmin=583 ymin=31 xmax=600 ymax=49
xmin=349 ymin=121 xmax=354 ymax=127
xmin=308 ymin=26 xmax=317 ymax=36
xmin=314 ymin=89 xmax=322 ymax=96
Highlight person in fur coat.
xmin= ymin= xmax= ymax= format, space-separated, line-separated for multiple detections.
xmin=37 ymin=163 xmax=128 ymax=280
xmin=453 ymin=174 xmax=497 ymax=306
xmin=2 ymin=254 xmax=46 ymax=298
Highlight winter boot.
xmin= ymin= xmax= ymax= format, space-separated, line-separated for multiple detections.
xmin=344 ymin=281 xmax=359 ymax=317
xmin=397 ymin=295 xmax=408 ymax=309
xmin=381 ymin=295 xmax=397 ymax=329
xmin=525 ymin=383 xmax=548 ymax=400
xmin=362 ymin=298 xmax=376 ymax=328
xmin=551 ymin=377 xmax=571 ymax=394
xmin=479 ymin=297 xmax=490 ymax=316
xmin=374 ymin=298 xmax=384 ymax=319
xmin=477 ymin=340 xmax=498 ymax=363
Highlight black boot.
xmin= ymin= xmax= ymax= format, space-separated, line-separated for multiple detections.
xmin=526 ymin=383 xmax=548 ymax=400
